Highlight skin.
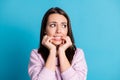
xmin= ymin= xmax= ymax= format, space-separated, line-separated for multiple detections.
xmin=42 ymin=13 xmax=72 ymax=72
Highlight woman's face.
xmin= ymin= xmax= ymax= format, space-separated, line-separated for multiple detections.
xmin=46 ymin=13 xmax=68 ymax=46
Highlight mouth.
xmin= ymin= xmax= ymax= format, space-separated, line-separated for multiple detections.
xmin=53 ymin=36 xmax=62 ymax=41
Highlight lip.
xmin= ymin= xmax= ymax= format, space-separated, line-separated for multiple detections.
xmin=53 ymin=36 xmax=62 ymax=41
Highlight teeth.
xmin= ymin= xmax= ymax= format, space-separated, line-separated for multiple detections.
xmin=54 ymin=36 xmax=61 ymax=39
xmin=54 ymin=36 xmax=61 ymax=40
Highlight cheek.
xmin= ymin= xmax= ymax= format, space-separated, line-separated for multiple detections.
xmin=63 ymin=30 xmax=68 ymax=36
xmin=46 ymin=30 xmax=55 ymax=36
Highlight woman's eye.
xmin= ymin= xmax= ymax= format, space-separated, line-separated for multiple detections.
xmin=49 ymin=24 xmax=56 ymax=27
xmin=62 ymin=24 xmax=67 ymax=28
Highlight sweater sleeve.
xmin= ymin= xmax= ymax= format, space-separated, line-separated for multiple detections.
xmin=28 ymin=49 xmax=56 ymax=80
xmin=61 ymin=48 xmax=88 ymax=80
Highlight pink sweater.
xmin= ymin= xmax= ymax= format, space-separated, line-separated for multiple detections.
xmin=28 ymin=48 xmax=87 ymax=80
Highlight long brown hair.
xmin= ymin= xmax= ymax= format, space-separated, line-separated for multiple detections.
xmin=38 ymin=7 xmax=76 ymax=64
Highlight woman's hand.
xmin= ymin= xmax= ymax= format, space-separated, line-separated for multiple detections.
xmin=57 ymin=36 xmax=72 ymax=72
xmin=58 ymin=36 xmax=72 ymax=53
xmin=42 ymin=35 xmax=56 ymax=71
xmin=42 ymin=35 xmax=56 ymax=51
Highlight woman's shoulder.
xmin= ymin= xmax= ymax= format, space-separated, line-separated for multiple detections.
xmin=72 ymin=48 xmax=86 ymax=64
xmin=31 ymin=49 xmax=38 ymax=53
xmin=75 ymin=48 xmax=84 ymax=54
xmin=30 ymin=49 xmax=39 ymax=56
xmin=30 ymin=49 xmax=44 ymax=61
xmin=74 ymin=48 xmax=85 ymax=58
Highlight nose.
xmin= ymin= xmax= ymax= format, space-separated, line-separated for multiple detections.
xmin=56 ymin=25 xmax=61 ymax=33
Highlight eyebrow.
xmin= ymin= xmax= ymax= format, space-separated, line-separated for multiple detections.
xmin=61 ymin=22 xmax=67 ymax=24
xmin=48 ymin=21 xmax=57 ymax=24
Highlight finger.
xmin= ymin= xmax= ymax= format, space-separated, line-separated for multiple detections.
xmin=64 ymin=36 xmax=72 ymax=46
xmin=43 ymin=35 xmax=48 ymax=41
xmin=42 ymin=35 xmax=47 ymax=43
xmin=67 ymin=36 xmax=72 ymax=46
xmin=47 ymin=36 xmax=53 ymax=43
xmin=42 ymin=35 xmax=50 ymax=45
xmin=62 ymin=39 xmax=66 ymax=44
xmin=61 ymin=36 xmax=67 ymax=43
xmin=66 ymin=36 xmax=71 ymax=42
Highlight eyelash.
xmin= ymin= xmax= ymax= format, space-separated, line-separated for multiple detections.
xmin=49 ymin=24 xmax=67 ymax=28
xmin=62 ymin=24 xmax=67 ymax=28
xmin=49 ymin=24 xmax=56 ymax=27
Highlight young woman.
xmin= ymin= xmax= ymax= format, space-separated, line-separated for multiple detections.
xmin=28 ymin=7 xmax=87 ymax=80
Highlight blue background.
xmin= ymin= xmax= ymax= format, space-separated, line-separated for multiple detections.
xmin=0 ymin=0 xmax=120 ymax=80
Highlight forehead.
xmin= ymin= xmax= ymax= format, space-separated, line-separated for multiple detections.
xmin=47 ymin=13 xmax=67 ymax=23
